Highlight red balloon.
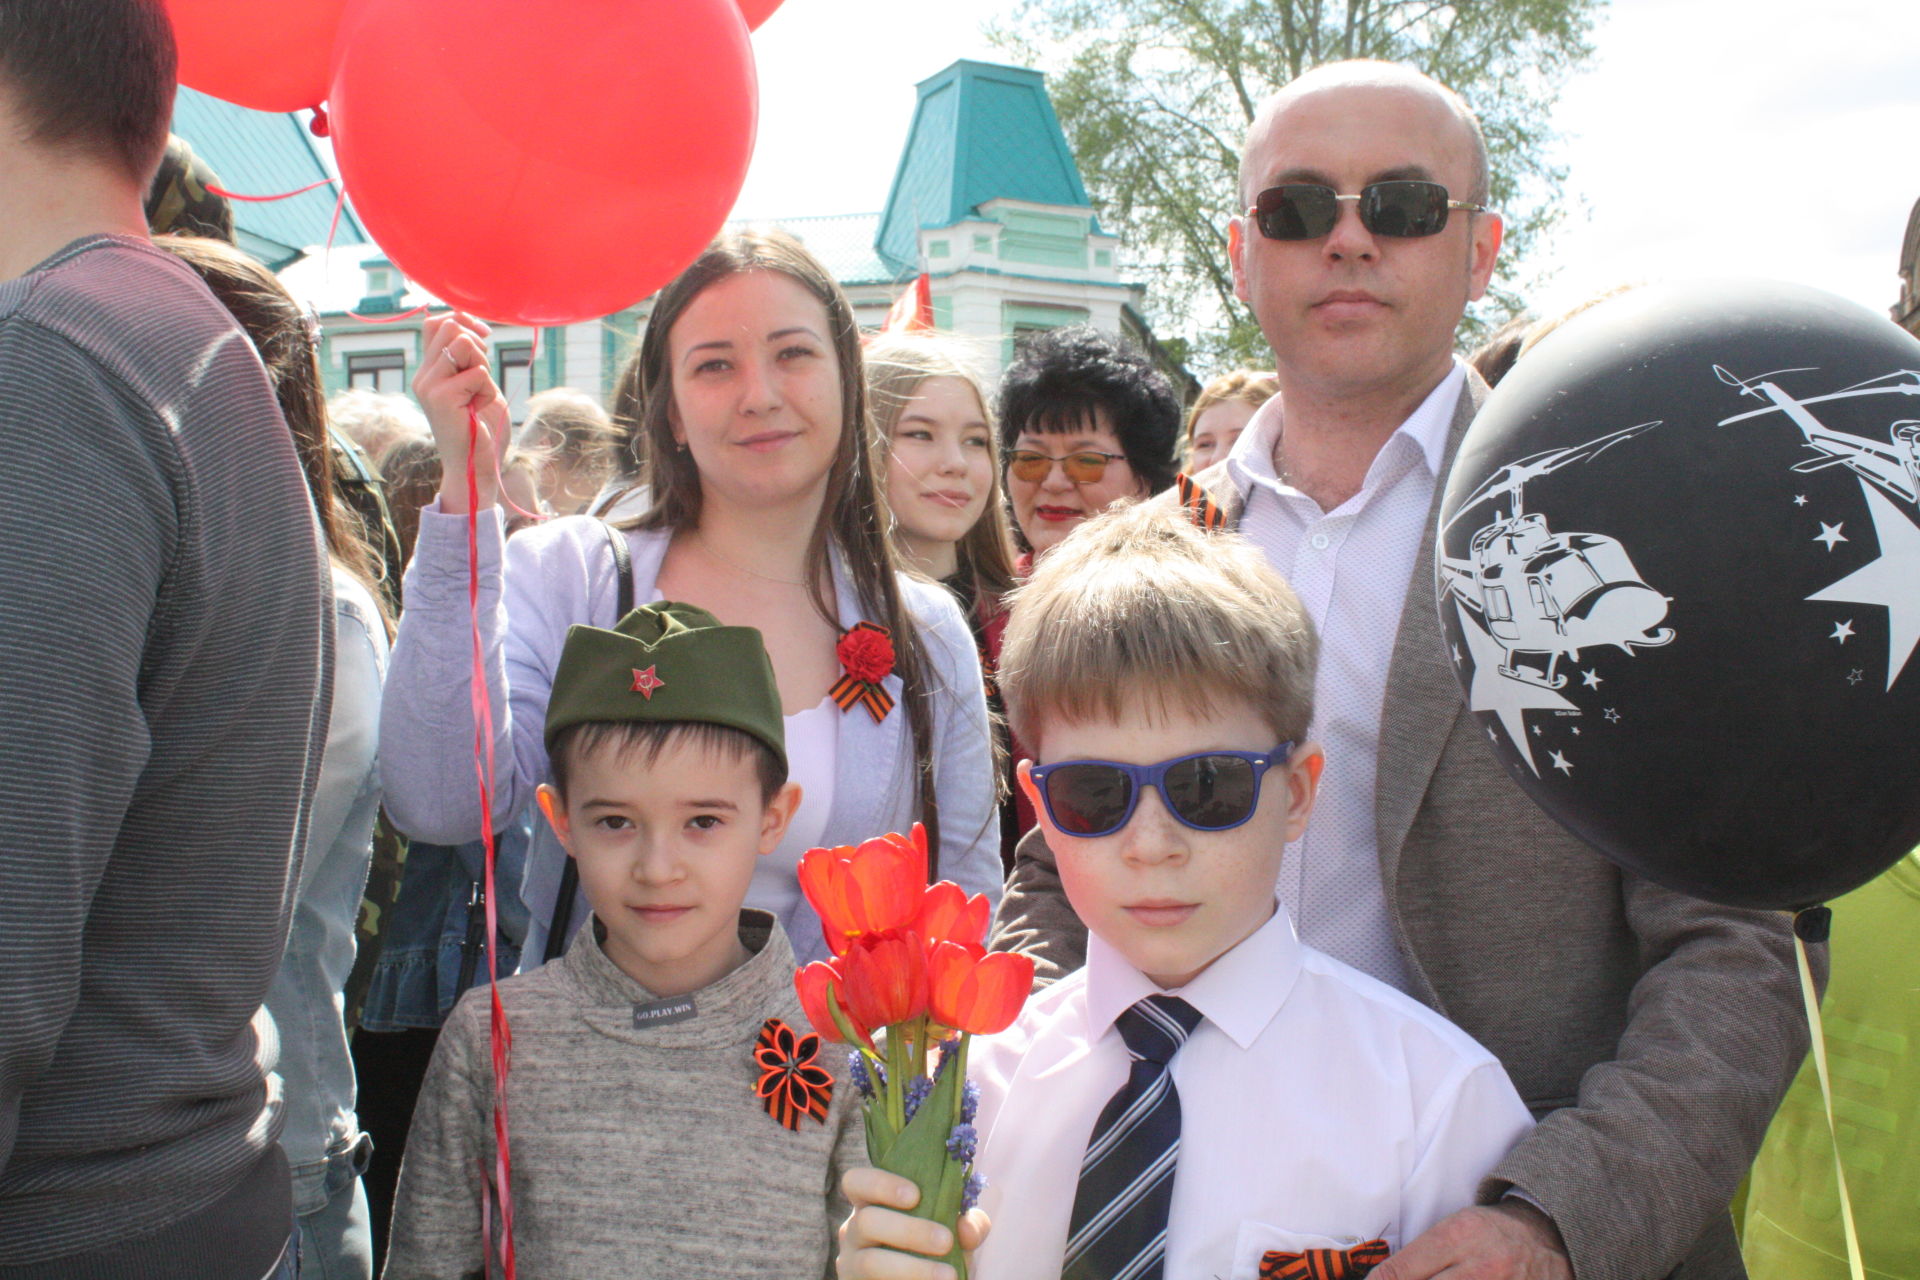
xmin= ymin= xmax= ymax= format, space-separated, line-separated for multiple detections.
xmin=739 ymin=0 xmax=785 ymax=28
xmin=328 ymin=0 xmax=757 ymax=327
xmin=165 ymin=0 xmax=348 ymax=112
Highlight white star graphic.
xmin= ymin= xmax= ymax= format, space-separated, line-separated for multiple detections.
xmin=1550 ymin=751 xmax=1573 ymax=776
xmin=1456 ymin=604 xmax=1577 ymax=775
xmin=1580 ymin=668 xmax=1603 ymax=689
xmin=1814 ymin=521 xmax=1848 ymax=551
xmin=1794 ymin=494 xmax=1809 ymax=507
xmin=1809 ymin=479 xmax=1920 ymax=691
xmin=1572 ymin=726 xmax=1582 ymax=735
xmin=1451 ymin=644 xmax=1463 ymax=665
xmin=1830 ymin=619 xmax=1855 ymax=644
xmin=1531 ymin=725 xmax=1542 ymax=736
xmin=1604 ymin=708 xmax=1622 ymax=723
xmin=1847 ymin=668 xmax=1865 ymax=686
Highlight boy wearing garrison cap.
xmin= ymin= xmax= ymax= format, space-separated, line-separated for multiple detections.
xmin=386 ymin=603 xmax=865 ymax=1279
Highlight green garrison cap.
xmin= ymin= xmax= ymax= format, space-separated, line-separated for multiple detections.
xmin=544 ymin=601 xmax=786 ymax=770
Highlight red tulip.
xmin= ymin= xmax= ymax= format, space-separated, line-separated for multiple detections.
xmin=795 ymin=959 xmax=871 ymax=1047
xmin=927 ymin=941 xmax=1033 ymax=1036
xmin=798 ymin=826 xmax=929 ymax=955
xmin=840 ymin=929 xmax=929 ymax=1030
xmin=915 ymin=881 xmax=991 ymax=950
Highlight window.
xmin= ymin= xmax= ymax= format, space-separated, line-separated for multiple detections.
xmin=928 ymin=240 xmax=950 ymax=259
xmin=499 ymin=346 xmax=534 ymax=423
xmin=345 ymin=351 xmax=406 ymax=394
xmin=972 ymin=233 xmax=994 ymax=254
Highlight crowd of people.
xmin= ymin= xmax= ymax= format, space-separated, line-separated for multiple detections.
xmin=1 ymin=3 xmax=1908 ymax=1280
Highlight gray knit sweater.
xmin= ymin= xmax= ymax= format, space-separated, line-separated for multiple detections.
xmin=0 ymin=236 xmax=330 ymax=1277
xmin=386 ymin=911 xmax=863 ymax=1279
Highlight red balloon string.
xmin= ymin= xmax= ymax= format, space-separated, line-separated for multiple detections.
xmin=325 ymin=184 xmax=348 ymax=262
xmin=468 ymin=408 xmax=517 ymax=1279
xmin=205 ymin=177 xmax=338 ymax=202
xmin=347 ymin=304 xmax=432 ymax=325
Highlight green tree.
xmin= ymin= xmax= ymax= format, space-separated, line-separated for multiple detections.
xmin=990 ymin=0 xmax=1600 ymax=374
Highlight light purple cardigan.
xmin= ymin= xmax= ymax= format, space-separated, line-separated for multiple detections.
xmin=379 ymin=506 xmax=1001 ymax=966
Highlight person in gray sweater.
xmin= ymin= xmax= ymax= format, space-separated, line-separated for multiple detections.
xmin=0 ymin=4 xmax=331 ymax=1276
xmin=386 ymin=604 xmax=862 ymax=1279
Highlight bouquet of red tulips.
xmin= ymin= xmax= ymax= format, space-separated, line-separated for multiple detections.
xmin=795 ymin=825 xmax=1032 ymax=1278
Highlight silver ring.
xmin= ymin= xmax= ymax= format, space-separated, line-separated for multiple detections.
xmin=444 ymin=348 xmax=460 ymax=370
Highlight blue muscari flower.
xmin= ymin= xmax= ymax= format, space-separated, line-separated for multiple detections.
xmin=961 ymin=1080 xmax=979 ymax=1125
xmin=848 ymin=1052 xmax=873 ymax=1099
xmin=945 ymin=1123 xmax=977 ymax=1164
xmin=935 ymin=1037 xmax=959 ymax=1079
xmin=904 ymin=1074 xmax=933 ymax=1120
xmin=962 ymin=1172 xmax=986 ymax=1212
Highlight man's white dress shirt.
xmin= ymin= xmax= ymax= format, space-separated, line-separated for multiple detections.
xmin=1222 ymin=363 xmax=1467 ymax=993
xmin=969 ymin=902 xmax=1533 ymax=1280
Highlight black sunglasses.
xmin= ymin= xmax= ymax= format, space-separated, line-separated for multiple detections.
xmin=1029 ymin=745 xmax=1291 ymax=839
xmin=1250 ymin=180 xmax=1487 ymax=241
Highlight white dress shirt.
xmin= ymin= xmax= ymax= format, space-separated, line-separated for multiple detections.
xmin=1222 ymin=362 xmax=1467 ymax=993
xmin=970 ymin=903 xmax=1533 ymax=1280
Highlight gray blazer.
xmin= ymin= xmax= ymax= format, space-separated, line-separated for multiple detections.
xmin=987 ymin=373 xmax=1817 ymax=1280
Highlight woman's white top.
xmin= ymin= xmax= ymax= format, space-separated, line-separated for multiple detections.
xmin=764 ymin=697 xmax=839 ymax=941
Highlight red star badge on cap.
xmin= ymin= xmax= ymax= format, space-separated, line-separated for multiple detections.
xmin=631 ymin=665 xmax=665 ymax=699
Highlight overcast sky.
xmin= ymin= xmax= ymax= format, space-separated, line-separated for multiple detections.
xmin=732 ymin=0 xmax=1920 ymax=321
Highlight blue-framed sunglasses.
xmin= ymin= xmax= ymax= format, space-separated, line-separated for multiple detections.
xmin=1029 ymin=744 xmax=1292 ymax=838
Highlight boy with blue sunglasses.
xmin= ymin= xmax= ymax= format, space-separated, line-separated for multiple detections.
xmin=837 ymin=501 xmax=1531 ymax=1280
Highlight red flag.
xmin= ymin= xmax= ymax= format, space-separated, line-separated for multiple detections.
xmin=883 ymin=273 xmax=934 ymax=332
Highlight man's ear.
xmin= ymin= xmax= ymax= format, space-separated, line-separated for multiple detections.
xmin=1465 ymin=211 xmax=1504 ymax=302
xmin=760 ymin=782 xmax=804 ymax=856
xmin=1280 ymin=743 xmax=1324 ymax=845
xmin=536 ymin=783 xmax=574 ymax=855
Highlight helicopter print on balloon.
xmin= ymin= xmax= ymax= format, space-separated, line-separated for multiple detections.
xmin=1439 ymin=421 xmax=1677 ymax=692
xmin=1715 ymin=365 xmax=1920 ymax=691
xmin=1438 ymin=420 xmax=1678 ymax=776
xmin=1713 ymin=365 xmax=1920 ymax=507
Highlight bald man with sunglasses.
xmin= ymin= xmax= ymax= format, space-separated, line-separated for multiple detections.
xmin=991 ymin=61 xmax=1813 ymax=1280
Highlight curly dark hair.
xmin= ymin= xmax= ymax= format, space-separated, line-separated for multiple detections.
xmin=997 ymin=325 xmax=1182 ymax=496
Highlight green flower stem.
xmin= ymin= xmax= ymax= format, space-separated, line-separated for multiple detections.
xmin=885 ymin=1023 xmax=907 ymax=1135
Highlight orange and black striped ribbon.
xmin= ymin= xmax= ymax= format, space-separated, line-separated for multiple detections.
xmin=753 ymin=1018 xmax=834 ymax=1130
xmin=829 ymin=673 xmax=895 ymax=722
xmin=1176 ymin=472 xmax=1227 ymax=531
xmin=1259 ymin=1238 xmax=1391 ymax=1280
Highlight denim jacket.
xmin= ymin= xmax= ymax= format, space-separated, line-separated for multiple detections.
xmin=266 ymin=568 xmax=387 ymax=1212
xmin=357 ymin=814 xmax=530 ymax=1032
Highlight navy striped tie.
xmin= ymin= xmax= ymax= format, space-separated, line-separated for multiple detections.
xmin=1063 ymin=994 xmax=1204 ymax=1280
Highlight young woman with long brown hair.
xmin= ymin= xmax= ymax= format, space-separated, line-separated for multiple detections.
xmin=379 ymin=230 xmax=1000 ymax=966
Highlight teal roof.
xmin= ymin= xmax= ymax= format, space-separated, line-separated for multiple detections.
xmin=168 ymin=88 xmax=365 ymax=268
xmin=731 ymin=213 xmax=902 ymax=286
xmin=876 ymin=60 xmax=1091 ymax=275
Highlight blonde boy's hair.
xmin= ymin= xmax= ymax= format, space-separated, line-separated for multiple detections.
xmin=998 ymin=501 xmax=1317 ymax=751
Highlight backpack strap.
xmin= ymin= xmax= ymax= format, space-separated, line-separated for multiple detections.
xmin=543 ymin=521 xmax=636 ymax=962
xmin=605 ymin=518 xmax=635 ymax=618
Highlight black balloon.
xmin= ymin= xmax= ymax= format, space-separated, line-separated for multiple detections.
xmin=1437 ymin=278 xmax=1920 ymax=910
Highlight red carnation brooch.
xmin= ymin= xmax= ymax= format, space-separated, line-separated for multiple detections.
xmin=753 ymin=1017 xmax=834 ymax=1130
xmin=831 ymin=622 xmax=896 ymax=723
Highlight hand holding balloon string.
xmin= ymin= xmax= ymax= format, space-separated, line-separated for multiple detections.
xmin=415 ymin=311 xmax=541 ymax=522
